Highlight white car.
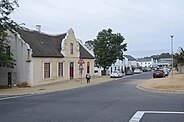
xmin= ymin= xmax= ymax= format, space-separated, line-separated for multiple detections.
xmin=110 ymin=71 xmax=123 ymax=78
xmin=134 ymin=69 xmax=142 ymax=74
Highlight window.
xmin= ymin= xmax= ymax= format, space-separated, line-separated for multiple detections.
xmin=70 ymin=43 xmax=74 ymax=54
xmin=94 ymin=70 xmax=98 ymax=73
xmin=44 ymin=63 xmax=50 ymax=79
xmin=87 ymin=62 xmax=90 ymax=73
xmin=27 ymin=49 xmax=31 ymax=62
xmin=58 ymin=62 xmax=64 ymax=77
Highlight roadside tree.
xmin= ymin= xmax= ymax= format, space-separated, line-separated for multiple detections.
xmin=93 ymin=28 xmax=127 ymax=75
xmin=0 ymin=0 xmax=18 ymax=68
xmin=84 ymin=40 xmax=94 ymax=51
xmin=174 ymin=47 xmax=184 ymax=66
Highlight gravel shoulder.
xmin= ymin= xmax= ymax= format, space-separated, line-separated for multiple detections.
xmin=139 ymin=71 xmax=184 ymax=93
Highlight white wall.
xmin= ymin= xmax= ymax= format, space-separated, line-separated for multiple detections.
xmin=0 ymin=32 xmax=33 ymax=86
xmin=109 ymin=59 xmax=124 ymax=73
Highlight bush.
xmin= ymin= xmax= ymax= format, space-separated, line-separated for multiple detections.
xmin=17 ymin=82 xmax=31 ymax=88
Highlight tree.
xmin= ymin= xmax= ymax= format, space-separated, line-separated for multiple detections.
xmin=0 ymin=0 xmax=18 ymax=68
xmin=93 ymin=28 xmax=127 ymax=75
xmin=84 ymin=40 xmax=94 ymax=51
xmin=174 ymin=47 xmax=184 ymax=66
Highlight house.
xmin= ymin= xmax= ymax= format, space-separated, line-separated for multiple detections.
xmin=123 ymin=55 xmax=137 ymax=70
xmin=155 ymin=58 xmax=172 ymax=67
xmin=0 ymin=27 xmax=94 ymax=86
xmin=109 ymin=55 xmax=137 ymax=74
xmin=137 ymin=58 xmax=154 ymax=68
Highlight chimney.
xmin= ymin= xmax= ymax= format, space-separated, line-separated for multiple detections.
xmin=36 ymin=25 xmax=41 ymax=32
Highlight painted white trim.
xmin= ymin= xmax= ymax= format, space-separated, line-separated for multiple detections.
xmin=61 ymin=29 xmax=70 ymax=56
xmin=50 ymin=62 xmax=52 ymax=79
xmin=77 ymin=39 xmax=94 ymax=57
xmin=129 ymin=111 xmax=184 ymax=122
xmin=72 ymin=61 xmax=75 ymax=79
xmin=42 ymin=62 xmax=44 ymax=79
xmin=57 ymin=62 xmax=59 ymax=78
xmin=42 ymin=62 xmax=51 ymax=80
xmin=68 ymin=62 xmax=70 ymax=79
xmin=57 ymin=62 xmax=64 ymax=77
xmin=63 ymin=62 xmax=65 ymax=77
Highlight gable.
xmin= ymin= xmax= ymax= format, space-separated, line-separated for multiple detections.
xmin=124 ymin=55 xmax=137 ymax=61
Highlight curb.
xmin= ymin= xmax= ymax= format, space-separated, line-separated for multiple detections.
xmin=137 ymin=84 xmax=184 ymax=94
xmin=0 ymin=78 xmax=115 ymax=99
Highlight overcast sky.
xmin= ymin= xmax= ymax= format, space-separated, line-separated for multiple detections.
xmin=12 ymin=0 xmax=184 ymax=58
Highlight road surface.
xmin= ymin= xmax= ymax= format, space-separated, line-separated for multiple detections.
xmin=0 ymin=72 xmax=184 ymax=122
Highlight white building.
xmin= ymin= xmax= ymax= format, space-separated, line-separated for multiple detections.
xmin=109 ymin=55 xmax=137 ymax=73
xmin=123 ymin=55 xmax=137 ymax=69
xmin=155 ymin=58 xmax=172 ymax=67
xmin=137 ymin=58 xmax=154 ymax=68
xmin=0 ymin=27 xmax=95 ymax=86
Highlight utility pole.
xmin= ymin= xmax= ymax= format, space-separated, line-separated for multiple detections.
xmin=170 ymin=35 xmax=174 ymax=79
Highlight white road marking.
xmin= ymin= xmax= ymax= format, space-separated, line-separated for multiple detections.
xmin=129 ymin=111 xmax=144 ymax=122
xmin=0 ymin=94 xmax=33 ymax=101
xmin=129 ymin=111 xmax=184 ymax=122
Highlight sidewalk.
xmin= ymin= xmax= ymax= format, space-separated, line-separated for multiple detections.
xmin=0 ymin=76 xmax=112 ymax=97
xmin=1 ymin=72 xmax=184 ymax=97
xmin=138 ymin=71 xmax=184 ymax=94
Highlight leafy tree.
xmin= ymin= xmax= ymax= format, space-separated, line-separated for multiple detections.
xmin=0 ymin=0 xmax=18 ymax=68
xmin=93 ymin=28 xmax=127 ymax=75
xmin=84 ymin=40 xmax=94 ymax=51
xmin=174 ymin=47 xmax=184 ymax=66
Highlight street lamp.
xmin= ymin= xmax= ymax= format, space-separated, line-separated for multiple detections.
xmin=170 ymin=35 xmax=174 ymax=78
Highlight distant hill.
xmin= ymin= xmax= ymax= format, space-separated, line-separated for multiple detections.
xmin=142 ymin=53 xmax=171 ymax=60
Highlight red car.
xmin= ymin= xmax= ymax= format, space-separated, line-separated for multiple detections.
xmin=153 ymin=70 xmax=165 ymax=78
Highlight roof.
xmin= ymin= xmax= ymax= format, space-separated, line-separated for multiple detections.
xmin=16 ymin=28 xmax=66 ymax=57
xmin=124 ymin=55 xmax=137 ymax=61
xmin=159 ymin=58 xmax=172 ymax=61
xmin=79 ymin=43 xmax=94 ymax=59
xmin=16 ymin=28 xmax=94 ymax=59
xmin=137 ymin=58 xmax=152 ymax=62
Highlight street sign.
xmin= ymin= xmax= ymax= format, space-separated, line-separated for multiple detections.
xmin=78 ymin=59 xmax=84 ymax=65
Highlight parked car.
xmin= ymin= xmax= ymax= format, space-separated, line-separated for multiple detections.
xmin=125 ymin=70 xmax=134 ymax=75
xmin=134 ymin=69 xmax=142 ymax=74
xmin=153 ymin=70 xmax=165 ymax=78
xmin=110 ymin=71 xmax=123 ymax=78
xmin=142 ymin=67 xmax=151 ymax=72
xmin=162 ymin=68 xmax=170 ymax=76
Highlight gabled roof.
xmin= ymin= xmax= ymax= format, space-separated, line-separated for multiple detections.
xmin=16 ymin=28 xmax=94 ymax=59
xmin=79 ymin=42 xmax=94 ymax=59
xmin=124 ymin=55 xmax=137 ymax=61
xmin=16 ymin=28 xmax=66 ymax=57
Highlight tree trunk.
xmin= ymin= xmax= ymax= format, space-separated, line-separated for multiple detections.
xmin=102 ymin=67 xmax=106 ymax=76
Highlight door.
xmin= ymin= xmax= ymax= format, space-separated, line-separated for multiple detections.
xmin=70 ymin=62 xmax=74 ymax=79
xmin=87 ymin=62 xmax=90 ymax=73
xmin=8 ymin=72 xmax=12 ymax=87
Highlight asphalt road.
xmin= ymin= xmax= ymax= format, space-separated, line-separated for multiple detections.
xmin=0 ymin=72 xmax=184 ymax=122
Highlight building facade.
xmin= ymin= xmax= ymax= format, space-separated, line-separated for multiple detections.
xmin=109 ymin=55 xmax=137 ymax=73
xmin=137 ymin=58 xmax=154 ymax=68
xmin=0 ymin=27 xmax=94 ymax=86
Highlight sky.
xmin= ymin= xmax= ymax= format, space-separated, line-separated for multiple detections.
xmin=12 ymin=0 xmax=184 ymax=58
